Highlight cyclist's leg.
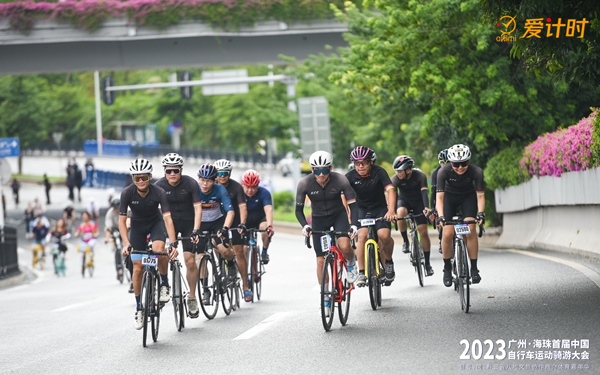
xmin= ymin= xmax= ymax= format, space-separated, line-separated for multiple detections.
xmin=396 ymin=204 xmax=410 ymax=253
xmin=258 ymin=220 xmax=272 ymax=263
xmin=460 ymin=192 xmax=481 ymax=282
xmin=417 ymin=223 xmax=434 ymax=275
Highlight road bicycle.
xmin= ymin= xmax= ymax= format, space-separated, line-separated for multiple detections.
xmin=217 ymin=247 xmax=238 ymax=316
xmin=31 ymin=241 xmax=46 ymax=270
xmin=245 ymin=228 xmax=268 ymax=303
xmin=79 ymin=243 xmax=95 ymax=277
xmin=51 ymin=234 xmax=70 ymax=277
xmin=396 ymin=212 xmax=426 ymax=287
xmin=444 ymin=217 xmax=484 ymax=313
xmin=109 ymin=228 xmax=129 ymax=284
xmin=196 ymin=231 xmax=233 ymax=319
xmin=170 ymin=258 xmax=189 ymax=331
xmin=131 ymin=248 xmax=169 ymax=347
xmin=306 ymin=229 xmax=354 ymax=332
xmin=358 ymin=216 xmax=391 ymax=310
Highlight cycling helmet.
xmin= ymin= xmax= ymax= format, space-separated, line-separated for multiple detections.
xmin=438 ymin=149 xmax=449 ymax=165
xmin=241 ymin=169 xmax=260 ymax=187
xmin=393 ymin=155 xmax=414 ymax=171
xmin=350 ymin=146 xmax=375 ymax=161
xmin=111 ymin=198 xmax=120 ymax=207
xmin=197 ymin=163 xmax=217 ymax=179
xmin=129 ymin=158 xmax=153 ymax=175
xmin=213 ymin=159 xmax=233 ymax=171
xmin=161 ymin=153 xmax=183 ymax=167
xmin=447 ymin=144 xmax=471 ymax=162
xmin=309 ymin=151 xmax=333 ymax=168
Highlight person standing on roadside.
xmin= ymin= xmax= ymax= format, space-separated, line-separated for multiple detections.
xmin=11 ymin=178 xmax=20 ymax=206
xmin=43 ymin=174 xmax=52 ymax=205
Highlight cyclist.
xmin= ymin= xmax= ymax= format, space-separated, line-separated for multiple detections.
xmin=429 ymin=149 xmax=448 ymax=254
xmin=391 ymin=155 xmax=434 ymax=276
xmin=296 ymin=151 xmax=359 ymax=317
xmin=196 ymin=163 xmax=237 ymax=305
xmin=345 ymin=146 xmax=396 ymax=287
xmin=241 ymin=169 xmax=274 ymax=302
xmin=74 ymin=211 xmax=99 ymax=276
xmin=155 ymin=153 xmax=203 ymax=319
xmin=30 ymin=216 xmax=50 ymax=263
xmin=119 ymin=158 xmax=179 ymax=330
xmin=435 ymin=144 xmax=485 ymax=287
xmin=105 ymin=197 xmax=128 ymax=283
xmin=63 ymin=201 xmax=76 ymax=233
xmin=50 ymin=218 xmax=70 ymax=274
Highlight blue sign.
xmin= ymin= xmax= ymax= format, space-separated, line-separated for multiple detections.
xmin=0 ymin=137 xmax=20 ymax=157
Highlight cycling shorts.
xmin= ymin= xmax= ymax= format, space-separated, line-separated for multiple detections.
xmin=396 ymin=199 xmax=428 ymax=226
xmin=311 ymin=210 xmax=350 ymax=257
xmin=173 ymin=219 xmax=195 ymax=252
xmin=195 ymin=217 xmax=226 ymax=254
xmin=443 ymin=191 xmax=477 ymax=220
xmin=130 ymin=219 xmax=167 ymax=261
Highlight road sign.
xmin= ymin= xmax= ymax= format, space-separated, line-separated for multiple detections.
xmin=0 ymin=137 xmax=20 ymax=157
xmin=297 ymin=97 xmax=332 ymax=160
xmin=201 ymin=69 xmax=249 ymax=96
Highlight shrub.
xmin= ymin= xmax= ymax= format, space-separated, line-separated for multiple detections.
xmin=272 ymin=190 xmax=294 ymax=212
xmin=484 ymin=145 xmax=528 ymax=190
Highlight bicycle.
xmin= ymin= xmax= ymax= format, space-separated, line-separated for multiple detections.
xmin=31 ymin=241 xmax=46 ymax=270
xmin=245 ymin=228 xmax=268 ymax=303
xmin=51 ymin=234 xmax=70 ymax=277
xmin=196 ymin=231 xmax=233 ymax=319
xmin=109 ymin=229 xmax=129 ymax=284
xmin=358 ymin=216 xmax=390 ymax=310
xmin=444 ymin=217 xmax=484 ymax=313
xmin=79 ymin=244 xmax=95 ymax=278
xmin=396 ymin=212 xmax=426 ymax=287
xmin=170 ymin=258 xmax=189 ymax=331
xmin=306 ymin=230 xmax=354 ymax=332
xmin=131 ymin=248 xmax=169 ymax=347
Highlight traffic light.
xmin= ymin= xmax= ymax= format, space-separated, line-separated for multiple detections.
xmin=179 ymin=71 xmax=193 ymax=100
xmin=101 ymin=75 xmax=115 ymax=105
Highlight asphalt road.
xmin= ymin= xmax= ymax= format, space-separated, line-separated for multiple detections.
xmin=1 ymin=206 xmax=599 ymax=374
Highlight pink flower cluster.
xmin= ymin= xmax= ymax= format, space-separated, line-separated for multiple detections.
xmin=520 ymin=111 xmax=597 ymax=177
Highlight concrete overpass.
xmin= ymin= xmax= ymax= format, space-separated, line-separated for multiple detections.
xmin=0 ymin=18 xmax=348 ymax=75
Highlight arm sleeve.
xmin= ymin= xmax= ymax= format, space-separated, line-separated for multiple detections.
xmin=430 ymin=169 xmax=438 ymax=208
xmin=419 ymin=172 xmax=429 ymax=207
xmin=295 ymin=179 xmax=308 ymax=227
xmin=475 ymin=166 xmax=485 ymax=193
xmin=436 ymin=167 xmax=447 ymax=193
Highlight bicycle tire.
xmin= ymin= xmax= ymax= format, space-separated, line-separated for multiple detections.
xmin=233 ymin=279 xmax=241 ymax=310
xmin=412 ymin=232 xmax=424 ymax=287
xmin=255 ymin=252 xmax=263 ymax=301
xmin=249 ymin=245 xmax=258 ymax=302
xmin=115 ymin=250 xmax=124 ymax=284
xmin=198 ymin=255 xmax=219 ymax=320
xmin=367 ymin=243 xmax=378 ymax=311
xmin=151 ymin=273 xmax=161 ymax=342
xmin=457 ymin=239 xmax=470 ymax=313
xmin=220 ymin=258 xmax=233 ymax=316
xmin=172 ymin=263 xmax=183 ymax=331
xmin=320 ymin=254 xmax=335 ymax=332
xmin=338 ymin=262 xmax=351 ymax=326
xmin=141 ymin=272 xmax=151 ymax=347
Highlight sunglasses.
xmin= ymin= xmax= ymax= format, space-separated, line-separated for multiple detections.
xmin=217 ymin=171 xmax=230 ymax=177
xmin=132 ymin=174 xmax=150 ymax=183
xmin=313 ymin=168 xmax=330 ymax=176
xmin=165 ymin=169 xmax=181 ymax=175
xmin=451 ymin=161 xmax=469 ymax=168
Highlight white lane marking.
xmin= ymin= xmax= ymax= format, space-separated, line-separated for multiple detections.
xmin=52 ymin=297 xmax=104 ymax=312
xmin=507 ymin=249 xmax=600 ymax=289
xmin=233 ymin=311 xmax=296 ymax=340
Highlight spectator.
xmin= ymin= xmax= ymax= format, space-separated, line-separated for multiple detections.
xmin=2 ymin=193 xmax=5 ymax=221
xmin=66 ymin=165 xmax=75 ymax=201
xmin=24 ymin=202 xmax=35 ymax=234
xmin=32 ymin=198 xmax=46 ymax=218
xmin=43 ymin=174 xmax=52 ymax=205
xmin=10 ymin=178 xmax=20 ymax=206
xmin=85 ymin=158 xmax=95 ymax=187
xmin=74 ymin=165 xmax=83 ymax=202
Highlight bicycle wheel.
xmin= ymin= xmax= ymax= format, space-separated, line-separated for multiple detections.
xmin=320 ymin=255 xmax=335 ymax=332
xmin=232 ymin=278 xmax=241 ymax=311
xmin=172 ymin=263 xmax=183 ymax=331
xmin=141 ymin=272 xmax=151 ymax=347
xmin=151 ymin=273 xmax=161 ymax=342
xmin=249 ymin=245 xmax=258 ymax=302
xmin=255 ymin=252 xmax=263 ymax=301
xmin=457 ymin=240 xmax=470 ymax=313
xmin=86 ymin=251 xmax=94 ymax=278
xmin=115 ymin=250 xmax=124 ymax=284
xmin=412 ymin=232 xmax=424 ymax=287
xmin=220 ymin=259 xmax=233 ymax=316
xmin=367 ymin=243 xmax=378 ymax=311
xmin=198 ymin=255 xmax=219 ymax=320
xmin=338 ymin=262 xmax=351 ymax=326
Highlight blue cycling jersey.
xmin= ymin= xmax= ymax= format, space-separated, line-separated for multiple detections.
xmin=200 ymin=184 xmax=233 ymax=222
xmin=245 ymin=186 xmax=272 ymax=222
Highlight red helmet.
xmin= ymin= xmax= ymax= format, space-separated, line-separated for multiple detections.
xmin=242 ymin=169 xmax=260 ymax=187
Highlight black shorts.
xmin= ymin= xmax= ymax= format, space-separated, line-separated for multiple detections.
xmin=311 ymin=210 xmax=350 ymax=257
xmin=196 ymin=217 xmax=226 ymax=254
xmin=397 ymin=199 xmax=428 ymax=225
xmin=173 ymin=219 xmax=195 ymax=252
xmin=443 ymin=191 xmax=477 ymax=219
xmin=129 ymin=218 xmax=167 ymax=253
xmin=357 ymin=206 xmax=392 ymax=231
xmin=247 ymin=216 xmax=266 ymax=231
xmin=230 ymin=228 xmax=244 ymax=246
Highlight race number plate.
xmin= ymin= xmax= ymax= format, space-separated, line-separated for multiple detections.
xmin=454 ymin=224 xmax=471 ymax=235
xmin=359 ymin=218 xmax=376 ymax=226
xmin=142 ymin=255 xmax=158 ymax=267
xmin=320 ymin=234 xmax=331 ymax=252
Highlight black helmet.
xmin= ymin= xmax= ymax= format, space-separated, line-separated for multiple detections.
xmin=393 ymin=155 xmax=414 ymax=171
xmin=111 ymin=198 xmax=120 ymax=207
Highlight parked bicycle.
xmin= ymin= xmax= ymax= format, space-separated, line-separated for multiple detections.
xmin=306 ymin=229 xmax=355 ymax=332
xmin=444 ymin=217 xmax=484 ymax=313
xmin=396 ymin=212 xmax=426 ymax=287
xmin=131 ymin=248 xmax=169 ymax=347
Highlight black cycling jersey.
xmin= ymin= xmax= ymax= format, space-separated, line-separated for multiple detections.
xmin=295 ymin=172 xmax=357 ymax=227
xmin=345 ymin=164 xmax=393 ymax=211
xmin=155 ymin=175 xmax=201 ymax=221
xmin=436 ymin=163 xmax=484 ymax=195
xmin=119 ymin=183 xmax=171 ymax=223
xmin=430 ymin=166 xmax=441 ymax=208
xmin=219 ymin=179 xmax=246 ymax=226
xmin=391 ymin=168 xmax=429 ymax=208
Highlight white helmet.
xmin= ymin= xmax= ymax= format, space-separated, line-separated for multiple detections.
xmin=447 ymin=144 xmax=471 ymax=162
xmin=309 ymin=151 xmax=333 ymax=168
xmin=213 ymin=159 xmax=233 ymax=171
xmin=129 ymin=158 xmax=153 ymax=175
xmin=161 ymin=153 xmax=183 ymax=167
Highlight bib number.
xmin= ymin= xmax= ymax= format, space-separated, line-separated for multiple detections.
xmin=320 ymin=234 xmax=331 ymax=252
xmin=454 ymin=224 xmax=471 ymax=235
xmin=359 ymin=218 xmax=376 ymax=227
xmin=142 ymin=255 xmax=158 ymax=267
